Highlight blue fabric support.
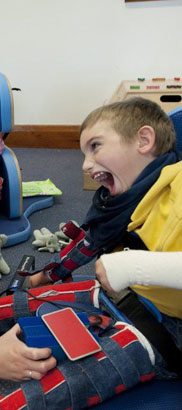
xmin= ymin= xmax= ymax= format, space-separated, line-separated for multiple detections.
xmin=21 ymin=379 xmax=46 ymax=410
xmin=77 ymin=354 xmax=116 ymax=402
xmin=58 ymin=360 xmax=89 ymax=410
xmin=13 ymin=290 xmax=32 ymax=321
xmin=92 ymin=380 xmax=182 ymax=410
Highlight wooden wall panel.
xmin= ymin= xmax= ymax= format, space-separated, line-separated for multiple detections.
xmin=7 ymin=125 xmax=80 ymax=149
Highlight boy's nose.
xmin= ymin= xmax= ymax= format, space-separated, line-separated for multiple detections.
xmin=82 ymin=156 xmax=93 ymax=173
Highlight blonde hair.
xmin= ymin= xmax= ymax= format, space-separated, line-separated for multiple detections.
xmin=80 ymin=97 xmax=176 ymax=156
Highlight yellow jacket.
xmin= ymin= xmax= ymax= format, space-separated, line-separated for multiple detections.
xmin=128 ymin=161 xmax=182 ymax=318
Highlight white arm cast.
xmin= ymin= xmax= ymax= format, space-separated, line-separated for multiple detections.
xmin=100 ymin=250 xmax=182 ymax=292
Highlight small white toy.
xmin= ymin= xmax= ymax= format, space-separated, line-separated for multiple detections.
xmin=32 ymin=228 xmax=61 ymax=253
xmin=0 ymin=234 xmax=10 ymax=276
xmin=32 ymin=222 xmax=75 ymax=253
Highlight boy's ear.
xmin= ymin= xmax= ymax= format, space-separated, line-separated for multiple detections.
xmin=137 ymin=126 xmax=156 ymax=155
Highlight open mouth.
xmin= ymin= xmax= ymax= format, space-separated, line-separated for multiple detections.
xmin=92 ymin=171 xmax=115 ymax=195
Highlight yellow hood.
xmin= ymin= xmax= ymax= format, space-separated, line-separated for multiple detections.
xmin=128 ymin=162 xmax=182 ymax=251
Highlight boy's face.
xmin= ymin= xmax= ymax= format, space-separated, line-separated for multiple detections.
xmin=80 ymin=120 xmax=145 ymax=196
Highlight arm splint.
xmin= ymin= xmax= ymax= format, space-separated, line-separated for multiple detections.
xmin=18 ymin=221 xmax=100 ymax=282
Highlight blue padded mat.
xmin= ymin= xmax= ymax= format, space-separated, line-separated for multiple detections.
xmin=0 ymin=195 xmax=53 ymax=247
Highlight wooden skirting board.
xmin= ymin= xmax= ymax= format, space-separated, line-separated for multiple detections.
xmin=7 ymin=125 xmax=80 ymax=149
xmin=6 ymin=124 xmax=99 ymax=191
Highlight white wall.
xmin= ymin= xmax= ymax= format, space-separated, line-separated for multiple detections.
xmin=0 ymin=0 xmax=182 ymax=124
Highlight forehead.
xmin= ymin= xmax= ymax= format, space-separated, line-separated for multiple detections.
xmin=80 ymin=120 xmax=119 ymax=149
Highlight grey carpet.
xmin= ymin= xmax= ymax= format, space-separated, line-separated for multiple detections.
xmin=1 ymin=147 xmax=95 ymax=294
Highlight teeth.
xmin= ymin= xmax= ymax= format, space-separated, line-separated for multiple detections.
xmin=93 ymin=172 xmax=107 ymax=181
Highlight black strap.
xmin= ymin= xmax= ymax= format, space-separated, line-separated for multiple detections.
xmin=122 ymin=231 xmax=148 ymax=250
xmin=116 ymin=291 xmax=182 ymax=376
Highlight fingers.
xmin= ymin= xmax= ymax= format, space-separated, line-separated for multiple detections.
xmin=95 ymin=259 xmax=114 ymax=292
xmin=0 ymin=324 xmax=57 ymax=382
xmin=10 ymin=323 xmax=22 ymax=336
xmin=23 ymin=347 xmax=57 ymax=379
xmin=95 ymin=259 xmax=106 ymax=280
xmin=29 ymin=271 xmax=49 ymax=288
xmin=24 ymin=355 xmax=57 ymax=381
xmin=9 ymin=349 xmax=56 ymax=382
xmin=24 ymin=346 xmax=52 ymax=361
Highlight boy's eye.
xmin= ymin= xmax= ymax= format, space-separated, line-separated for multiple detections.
xmin=91 ymin=141 xmax=100 ymax=151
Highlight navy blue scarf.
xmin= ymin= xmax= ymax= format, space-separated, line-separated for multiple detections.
xmin=83 ymin=152 xmax=180 ymax=250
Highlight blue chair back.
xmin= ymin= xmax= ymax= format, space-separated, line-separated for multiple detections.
xmin=0 ymin=72 xmax=13 ymax=133
xmin=168 ymin=106 xmax=182 ymax=152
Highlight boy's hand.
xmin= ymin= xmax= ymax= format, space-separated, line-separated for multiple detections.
xmin=29 ymin=270 xmax=52 ymax=288
xmin=0 ymin=324 xmax=57 ymax=381
xmin=95 ymin=258 xmax=114 ymax=293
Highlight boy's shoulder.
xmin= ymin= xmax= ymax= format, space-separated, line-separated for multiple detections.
xmin=160 ymin=160 xmax=182 ymax=181
xmin=129 ymin=160 xmax=182 ymax=230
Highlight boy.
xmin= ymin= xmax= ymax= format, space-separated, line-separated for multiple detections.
xmin=0 ymin=98 xmax=181 ymax=409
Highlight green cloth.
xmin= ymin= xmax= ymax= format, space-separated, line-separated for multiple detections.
xmin=22 ymin=178 xmax=62 ymax=197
